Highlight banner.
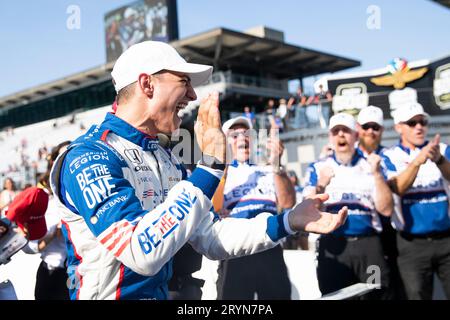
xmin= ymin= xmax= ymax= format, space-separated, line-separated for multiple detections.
xmin=327 ymin=56 xmax=450 ymax=119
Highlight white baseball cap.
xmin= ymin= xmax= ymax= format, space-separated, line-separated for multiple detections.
xmin=392 ymin=102 xmax=429 ymax=124
xmin=357 ymin=105 xmax=384 ymax=126
xmin=328 ymin=112 xmax=356 ymax=131
xmin=111 ymin=41 xmax=213 ymax=92
xmin=222 ymin=116 xmax=253 ymax=133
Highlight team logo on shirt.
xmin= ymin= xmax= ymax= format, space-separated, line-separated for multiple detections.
xmin=69 ymin=151 xmax=110 ymax=173
xmin=75 ymin=163 xmax=118 ymax=209
xmin=124 ymin=149 xmax=143 ymax=164
xmin=134 ymin=165 xmax=152 ymax=172
xmin=142 ymin=189 xmax=169 ymax=199
xmin=137 ymin=190 xmax=197 ymax=255
xmin=147 ymin=141 xmax=159 ymax=151
xmin=91 ymin=195 xmax=129 ymax=223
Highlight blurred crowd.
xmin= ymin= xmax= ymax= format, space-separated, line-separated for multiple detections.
xmin=0 ymin=112 xmax=88 ymax=187
xmin=242 ymin=85 xmax=333 ymax=133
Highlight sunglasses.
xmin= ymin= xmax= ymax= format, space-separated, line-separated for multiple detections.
xmin=361 ymin=123 xmax=382 ymax=131
xmin=403 ymin=119 xmax=428 ymax=127
xmin=330 ymin=127 xmax=352 ymax=136
xmin=228 ymin=131 xmax=249 ymax=139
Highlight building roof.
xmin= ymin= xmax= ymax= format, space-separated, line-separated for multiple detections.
xmin=0 ymin=27 xmax=360 ymax=111
xmin=171 ymin=27 xmax=360 ymax=80
xmin=431 ymin=0 xmax=450 ymax=9
xmin=0 ymin=63 xmax=114 ymax=111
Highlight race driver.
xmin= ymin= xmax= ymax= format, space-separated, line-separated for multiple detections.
xmin=50 ymin=41 xmax=348 ymax=300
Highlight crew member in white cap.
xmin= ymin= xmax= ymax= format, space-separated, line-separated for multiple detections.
xmin=383 ymin=102 xmax=450 ymax=300
xmin=49 ymin=41 xmax=347 ymax=300
xmin=357 ymin=106 xmax=404 ymax=299
xmin=214 ymin=116 xmax=295 ymax=299
xmin=303 ymin=112 xmax=393 ymax=299
xmin=357 ymin=105 xmax=386 ymax=156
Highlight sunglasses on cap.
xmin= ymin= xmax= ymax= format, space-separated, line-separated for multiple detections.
xmin=361 ymin=123 xmax=382 ymax=131
xmin=403 ymin=119 xmax=428 ymax=127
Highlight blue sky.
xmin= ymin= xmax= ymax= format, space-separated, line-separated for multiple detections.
xmin=0 ymin=0 xmax=448 ymax=97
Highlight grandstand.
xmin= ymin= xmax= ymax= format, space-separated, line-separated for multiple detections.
xmin=0 ymin=26 xmax=359 ymax=128
xmin=0 ymin=105 xmax=111 ymax=187
xmin=0 ymin=24 xmax=359 ymax=187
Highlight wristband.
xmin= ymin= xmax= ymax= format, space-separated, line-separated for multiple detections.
xmin=273 ymin=165 xmax=285 ymax=174
xmin=436 ymin=155 xmax=445 ymax=166
xmin=200 ymin=154 xmax=225 ymax=171
xmin=316 ymin=184 xmax=326 ymax=193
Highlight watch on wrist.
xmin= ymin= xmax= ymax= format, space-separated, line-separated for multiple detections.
xmin=273 ymin=165 xmax=285 ymax=174
xmin=436 ymin=155 xmax=445 ymax=166
xmin=316 ymin=184 xmax=326 ymax=193
xmin=200 ymin=154 xmax=226 ymax=171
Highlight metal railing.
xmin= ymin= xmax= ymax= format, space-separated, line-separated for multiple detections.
xmin=229 ymin=102 xmax=332 ymax=132
xmin=204 ymin=70 xmax=288 ymax=92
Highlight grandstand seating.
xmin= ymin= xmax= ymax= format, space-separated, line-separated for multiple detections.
xmin=0 ymin=105 xmax=112 ymax=185
xmin=0 ymin=84 xmax=215 ymax=187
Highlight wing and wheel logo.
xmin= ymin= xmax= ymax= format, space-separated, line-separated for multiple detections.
xmin=370 ymin=58 xmax=428 ymax=89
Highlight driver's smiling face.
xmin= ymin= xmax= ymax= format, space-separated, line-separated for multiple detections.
xmin=146 ymin=70 xmax=197 ymax=134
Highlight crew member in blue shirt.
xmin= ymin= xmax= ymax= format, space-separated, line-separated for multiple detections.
xmin=384 ymin=102 xmax=450 ymax=300
xmin=304 ymin=112 xmax=393 ymax=299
